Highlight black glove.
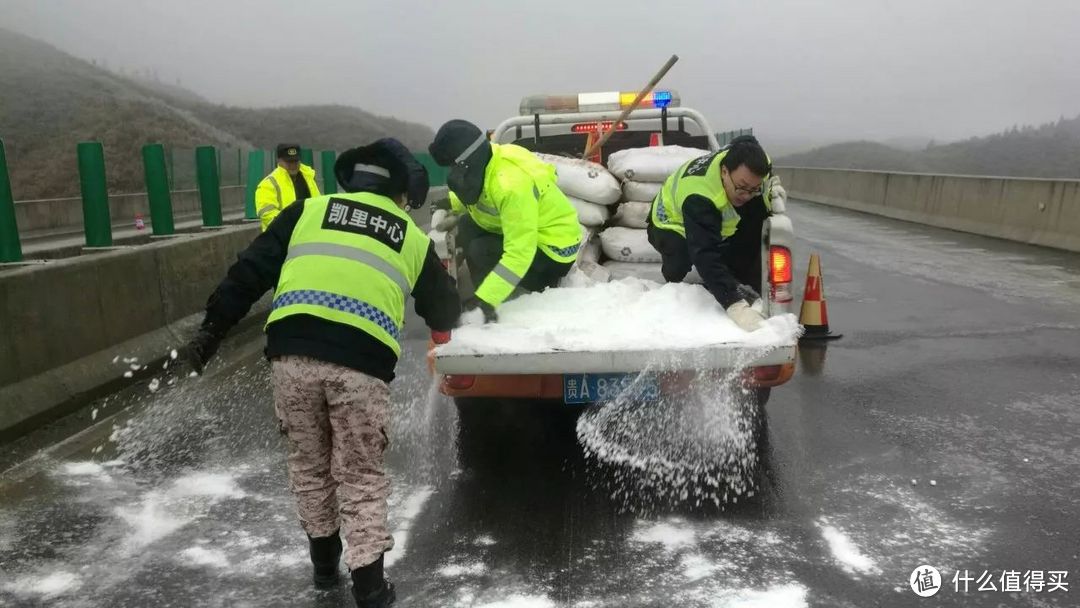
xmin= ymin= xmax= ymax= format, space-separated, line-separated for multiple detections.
xmin=183 ymin=324 xmax=224 ymax=375
xmin=462 ymin=296 xmax=498 ymax=324
xmin=735 ymin=284 xmax=761 ymax=306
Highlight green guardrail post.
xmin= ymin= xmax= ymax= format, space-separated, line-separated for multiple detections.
xmin=244 ymin=149 xmax=265 ymax=220
xmin=77 ymin=141 xmax=112 ymax=247
xmin=167 ymin=146 xmax=175 ymax=190
xmin=195 ymin=146 xmax=223 ymax=227
xmin=320 ymin=150 xmax=337 ymax=194
xmin=300 ymin=147 xmax=314 ymax=168
xmin=0 ymin=139 xmax=22 ymax=262
xmin=142 ymin=143 xmax=174 ymax=236
xmin=414 ymin=152 xmax=447 ymax=187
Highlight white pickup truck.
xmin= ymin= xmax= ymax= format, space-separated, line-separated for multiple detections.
xmin=428 ymin=89 xmax=798 ymax=409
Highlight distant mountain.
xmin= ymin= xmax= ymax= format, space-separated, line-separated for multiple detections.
xmin=777 ymin=116 xmax=1080 ymax=179
xmin=0 ymin=28 xmax=435 ymax=200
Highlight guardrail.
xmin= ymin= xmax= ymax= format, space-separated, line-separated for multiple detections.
xmin=0 ymin=139 xmax=449 ymax=262
xmin=775 ymin=166 xmax=1080 ymax=253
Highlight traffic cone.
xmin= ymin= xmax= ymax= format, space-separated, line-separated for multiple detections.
xmin=799 ymin=254 xmax=842 ymax=340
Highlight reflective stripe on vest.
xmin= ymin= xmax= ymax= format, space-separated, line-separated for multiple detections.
xmin=492 ymin=263 xmax=521 ymax=287
xmin=272 ymin=289 xmax=400 ymax=340
xmin=268 ymin=175 xmax=284 ymax=207
xmin=474 ymin=201 xmax=499 ymax=216
xmin=285 ymin=242 xmax=411 ymax=295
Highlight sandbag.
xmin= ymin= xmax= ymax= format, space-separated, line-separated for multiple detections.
xmin=560 ymin=260 xmax=611 ymax=287
xmin=602 ymin=261 xmax=665 ymax=283
xmin=602 ymin=261 xmax=703 ymax=284
xmin=578 ymin=231 xmax=602 ymax=264
xmin=622 ymin=180 xmax=662 ymax=202
xmin=569 ymin=196 xmax=611 ymax=228
xmin=535 ymin=153 xmax=622 ymax=205
xmin=607 ymin=145 xmax=710 ymax=183
xmin=599 ymin=227 xmax=661 ymax=263
xmin=612 ymin=202 xmax=650 ymax=229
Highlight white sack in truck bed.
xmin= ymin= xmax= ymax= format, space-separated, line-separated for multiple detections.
xmin=622 ymin=180 xmax=662 ymax=202
xmin=603 ymin=261 xmax=703 ymax=284
xmin=569 ymin=196 xmax=611 ymax=228
xmin=535 ymin=153 xmax=621 ymax=205
xmin=438 ymin=279 xmax=800 ymax=356
xmin=607 ymin=145 xmax=710 ymax=183
xmin=612 ymin=202 xmax=650 ymax=229
xmin=600 ymin=227 xmax=662 ymax=263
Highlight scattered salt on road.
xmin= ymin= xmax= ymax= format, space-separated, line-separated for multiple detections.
xmin=817 ymin=519 xmax=882 ymax=576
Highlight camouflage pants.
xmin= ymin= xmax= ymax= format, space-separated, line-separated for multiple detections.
xmin=272 ymin=355 xmax=394 ymax=570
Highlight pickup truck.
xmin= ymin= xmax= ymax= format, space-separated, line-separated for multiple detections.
xmin=429 ymin=89 xmax=798 ymax=411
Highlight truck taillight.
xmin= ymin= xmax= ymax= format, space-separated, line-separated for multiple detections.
xmin=444 ymin=375 xmax=475 ymax=390
xmin=769 ymin=245 xmax=793 ymax=303
xmin=753 ymin=365 xmax=782 ymax=382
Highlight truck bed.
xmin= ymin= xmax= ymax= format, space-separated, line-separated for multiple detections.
xmin=431 ymin=279 xmax=801 ymax=375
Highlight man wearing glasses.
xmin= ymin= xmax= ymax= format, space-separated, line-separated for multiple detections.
xmin=428 ymin=119 xmax=582 ymax=322
xmin=647 ymin=135 xmax=786 ymax=332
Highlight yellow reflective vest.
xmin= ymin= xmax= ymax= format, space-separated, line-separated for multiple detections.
xmin=448 ymin=143 xmax=581 ymax=306
xmin=256 ymin=164 xmax=321 ymax=231
xmin=650 ymin=149 xmax=773 ymax=238
xmin=266 ymin=192 xmax=429 ymax=355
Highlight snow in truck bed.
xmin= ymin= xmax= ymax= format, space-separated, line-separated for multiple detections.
xmin=436 ymin=278 xmax=801 ymax=356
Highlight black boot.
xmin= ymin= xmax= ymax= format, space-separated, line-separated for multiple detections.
xmin=308 ymin=531 xmax=342 ymax=589
xmin=350 ymin=555 xmax=395 ymax=607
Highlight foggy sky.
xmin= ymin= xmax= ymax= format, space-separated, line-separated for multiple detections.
xmin=3 ymin=0 xmax=1079 ymax=152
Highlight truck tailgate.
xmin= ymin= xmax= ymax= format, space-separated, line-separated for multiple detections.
xmin=433 ymin=342 xmax=797 ymax=375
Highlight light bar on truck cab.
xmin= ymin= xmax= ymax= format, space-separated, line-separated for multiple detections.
xmin=519 ymin=90 xmax=681 ymax=115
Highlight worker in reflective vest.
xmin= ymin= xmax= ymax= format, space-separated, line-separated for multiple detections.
xmin=256 ymin=143 xmax=322 ymax=231
xmin=648 ymin=135 xmax=787 ymax=332
xmin=183 ymin=139 xmax=459 ymax=608
xmin=428 ymin=119 xmax=581 ymax=322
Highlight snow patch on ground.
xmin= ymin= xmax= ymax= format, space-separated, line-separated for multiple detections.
xmin=438 ymin=561 xmax=487 ymax=577
xmin=474 ymin=596 xmax=556 ymax=608
xmin=817 ymin=519 xmax=881 ymax=576
xmin=709 ymin=584 xmax=808 ymax=607
xmin=438 ymin=279 xmax=800 ymax=356
xmin=1 ymin=571 xmax=82 ymax=600
xmin=384 ymin=486 xmax=434 ymax=567
xmin=180 ymin=546 xmax=230 ymax=569
xmin=170 ymin=472 xmax=246 ymax=499
xmin=631 ymin=519 xmax=698 ymax=553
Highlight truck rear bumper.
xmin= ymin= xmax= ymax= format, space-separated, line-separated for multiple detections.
xmin=432 ymin=344 xmax=797 ymax=399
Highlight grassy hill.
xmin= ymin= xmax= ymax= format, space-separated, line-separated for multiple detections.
xmin=0 ymin=28 xmax=434 ymax=200
xmin=777 ymin=116 xmax=1080 ymax=179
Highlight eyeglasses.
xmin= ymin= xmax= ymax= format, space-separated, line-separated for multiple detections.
xmin=724 ymin=169 xmax=763 ymax=197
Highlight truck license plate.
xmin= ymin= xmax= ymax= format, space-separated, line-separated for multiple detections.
xmin=563 ymin=373 xmax=660 ymax=404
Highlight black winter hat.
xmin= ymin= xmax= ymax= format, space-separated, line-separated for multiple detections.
xmin=335 ymin=138 xmax=429 ymax=208
xmin=429 ymin=120 xmax=488 ymax=167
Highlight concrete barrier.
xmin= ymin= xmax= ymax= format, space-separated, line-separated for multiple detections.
xmin=775 ymin=167 xmax=1080 ymax=253
xmin=0 ymin=224 xmax=263 ymax=439
xmin=0 ymin=188 xmax=450 ymax=441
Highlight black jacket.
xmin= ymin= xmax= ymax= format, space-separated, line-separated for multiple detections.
xmin=202 ymin=198 xmax=460 ymax=382
xmin=683 ymin=194 xmax=768 ymax=308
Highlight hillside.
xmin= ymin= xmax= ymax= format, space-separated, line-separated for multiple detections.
xmin=0 ymin=28 xmax=434 ymax=200
xmin=778 ymin=116 xmax=1080 ymax=179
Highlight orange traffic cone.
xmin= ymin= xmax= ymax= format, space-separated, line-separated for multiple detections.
xmin=799 ymin=254 xmax=842 ymax=340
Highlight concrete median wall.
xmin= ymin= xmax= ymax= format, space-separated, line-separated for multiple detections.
xmin=1 ymin=224 xmax=257 ymax=387
xmin=775 ymin=167 xmax=1080 ymax=253
xmin=0 ymin=224 xmax=263 ymax=440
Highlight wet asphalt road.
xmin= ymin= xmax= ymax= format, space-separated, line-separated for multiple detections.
xmin=1 ymin=200 xmax=1079 ymax=607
